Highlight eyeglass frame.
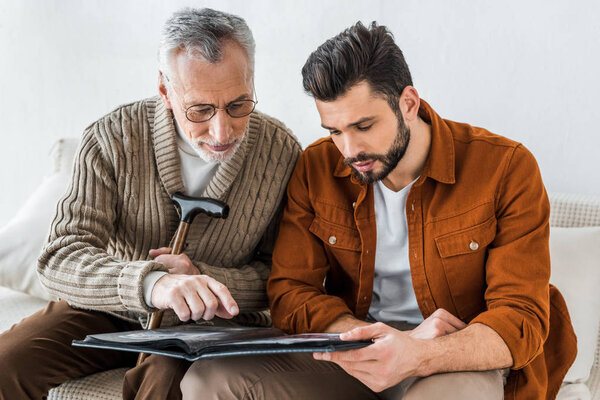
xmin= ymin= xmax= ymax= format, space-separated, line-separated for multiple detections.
xmin=162 ymin=72 xmax=258 ymax=123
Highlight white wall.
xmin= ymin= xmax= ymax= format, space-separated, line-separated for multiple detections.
xmin=1 ymin=0 xmax=599 ymax=225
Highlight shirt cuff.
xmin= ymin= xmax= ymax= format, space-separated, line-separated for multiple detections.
xmin=142 ymin=271 xmax=168 ymax=308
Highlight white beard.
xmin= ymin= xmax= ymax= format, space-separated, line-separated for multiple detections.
xmin=184 ymin=133 xmax=245 ymax=163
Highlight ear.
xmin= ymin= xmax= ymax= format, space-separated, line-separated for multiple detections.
xmin=398 ymin=86 xmax=420 ymax=122
xmin=158 ymin=71 xmax=173 ymax=110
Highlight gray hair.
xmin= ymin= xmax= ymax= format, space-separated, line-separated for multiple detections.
xmin=158 ymin=8 xmax=255 ymax=86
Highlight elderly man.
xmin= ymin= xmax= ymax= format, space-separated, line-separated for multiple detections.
xmin=181 ymin=22 xmax=576 ymax=400
xmin=0 ymin=8 xmax=300 ymax=400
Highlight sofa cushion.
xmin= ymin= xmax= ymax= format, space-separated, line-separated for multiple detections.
xmin=0 ymin=138 xmax=78 ymax=300
xmin=47 ymin=368 xmax=126 ymax=400
xmin=550 ymin=226 xmax=600 ymax=383
xmin=557 ymin=382 xmax=591 ymax=400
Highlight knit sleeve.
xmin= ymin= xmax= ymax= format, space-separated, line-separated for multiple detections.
xmin=37 ymin=124 xmax=166 ymax=313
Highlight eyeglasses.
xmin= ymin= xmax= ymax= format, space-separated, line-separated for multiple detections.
xmin=183 ymin=99 xmax=257 ymax=123
xmin=162 ymin=72 xmax=257 ymax=123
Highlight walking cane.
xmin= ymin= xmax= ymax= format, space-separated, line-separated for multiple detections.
xmin=137 ymin=192 xmax=229 ymax=365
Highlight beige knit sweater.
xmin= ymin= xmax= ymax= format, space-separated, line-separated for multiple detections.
xmin=37 ymin=96 xmax=301 ymax=325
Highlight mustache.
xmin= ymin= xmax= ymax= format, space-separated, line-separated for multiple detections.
xmin=343 ymin=152 xmax=386 ymax=166
xmin=191 ymin=138 xmax=239 ymax=147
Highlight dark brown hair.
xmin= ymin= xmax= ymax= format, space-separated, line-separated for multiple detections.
xmin=302 ymin=22 xmax=412 ymax=112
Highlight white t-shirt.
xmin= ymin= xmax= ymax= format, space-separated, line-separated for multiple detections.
xmin=143 ymin=122 xmax=218 ymax=307
xmin=367 ymin=179 xmax=424 ymax=324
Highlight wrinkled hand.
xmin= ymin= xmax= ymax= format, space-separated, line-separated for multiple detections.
xmin=151 ymin=274 xmax=239 ymax=322
xmin=314 ymin=322 xmax=424 ymax=392
xmin=149 ymin=247 xmax=199 ymax=275
xmin=409 ymin=308 xmax=466 ymax=339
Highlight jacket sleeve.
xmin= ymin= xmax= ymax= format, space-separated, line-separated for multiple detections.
xmin=268 ymin=152 xmax=353 ymax=333
xmin=470 ymin=144 xmax=551 ymax=369
xmin=37 ymin=126 xmax=165 ymax=314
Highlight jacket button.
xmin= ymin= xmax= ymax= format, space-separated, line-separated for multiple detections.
xmin=469 ymin=241 xmax=479 ymax=251
xmin=352 ymin=202 xmax=356 ymax=209
xmin=328 ymin=236 xmax=337 ymax=245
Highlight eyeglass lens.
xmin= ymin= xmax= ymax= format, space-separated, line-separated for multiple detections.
xmin=186 ymin=100 xmax=256 ymax=122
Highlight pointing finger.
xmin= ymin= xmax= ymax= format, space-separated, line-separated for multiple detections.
xmin=207 ymin=278 xmax=239 ymax=317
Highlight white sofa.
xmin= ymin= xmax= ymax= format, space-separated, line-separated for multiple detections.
xmin=0 ymin=138 xmax=599 ymax=399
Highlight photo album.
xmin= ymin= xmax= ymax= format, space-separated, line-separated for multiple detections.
xmin=73 ymin=324 xmax=372 ymax=361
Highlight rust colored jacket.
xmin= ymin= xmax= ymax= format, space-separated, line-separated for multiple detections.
xmin=268 ymin=100 xmax=576 ymax=399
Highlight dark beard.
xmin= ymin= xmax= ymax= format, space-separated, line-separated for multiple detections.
xmin=343 ymin=115 xmax=411 ymax=184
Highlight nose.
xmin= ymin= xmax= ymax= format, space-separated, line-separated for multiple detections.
xmin=338 ymin=133 xmax=362 ymax=159
xmin=208 ymin=109 xmax=233 ymax=144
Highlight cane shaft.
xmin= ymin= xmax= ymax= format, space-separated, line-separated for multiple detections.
xmin=136 ymin=222 xmax=190 ymax=365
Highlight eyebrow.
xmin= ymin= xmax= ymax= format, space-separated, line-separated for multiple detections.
xmin=228 ymin=93 xmax=251 ymax=103
xmin=321 ymin=116 xmax=376 ymax=131
xmin=189 ymin=93 xmax=251 ymax=107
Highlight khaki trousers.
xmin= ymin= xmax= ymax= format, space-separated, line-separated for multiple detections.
xmin=0 ymin=300 xmax=191 ymax=400
xmin=181 ymin=353 xmax=507 ymax=400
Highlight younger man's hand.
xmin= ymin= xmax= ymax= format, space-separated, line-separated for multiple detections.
xmin=408 ymin=308 xmax=466 ymax=340
xmin=314 ymin=322 xmax=424 ymax=392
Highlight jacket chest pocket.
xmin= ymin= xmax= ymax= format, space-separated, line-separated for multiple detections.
xmin=309 ymin=216 xmax=362 ymax=287
xmin=309 ymin=216 xmax=361 ymax=251
xmin=434 ymin=216 xmax=496 ymax=320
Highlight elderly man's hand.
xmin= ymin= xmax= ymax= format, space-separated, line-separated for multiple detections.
xmin=149 ymin=247 xmax=199 ymax=275
xmin=151 ymin=274 xmax=239 ymax=322
xmin=314 ymin=322 xmax=425 ymax=392
xmin=409 ymin=308 xmax=466 ymax=339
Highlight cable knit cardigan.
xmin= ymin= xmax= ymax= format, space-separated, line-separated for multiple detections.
xmin=37 ymin=96 xmax=301 ymax=326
